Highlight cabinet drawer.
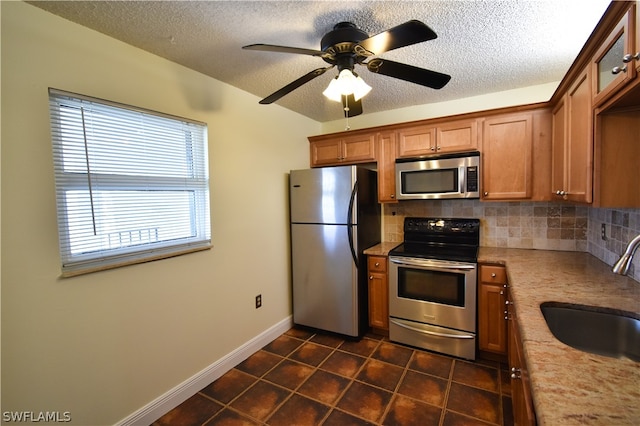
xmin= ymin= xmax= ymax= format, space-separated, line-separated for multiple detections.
xmin=480 ymin=265 xmax=507 ymax=283
xmin=368 ymin=256 xmax=387 ymax=273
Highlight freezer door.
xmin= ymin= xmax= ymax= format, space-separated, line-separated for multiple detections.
xmin=291 ymin=223 xmax=359 ymax=336
xmin=290 ymin=166 xmax=356 ymax=225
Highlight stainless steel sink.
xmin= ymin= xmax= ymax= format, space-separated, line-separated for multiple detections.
xmin=540 ymin=302 xmax=640 ymax=362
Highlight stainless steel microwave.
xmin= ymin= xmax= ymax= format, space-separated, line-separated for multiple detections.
xmin=395 ymin=152 xmax=480 ymax=200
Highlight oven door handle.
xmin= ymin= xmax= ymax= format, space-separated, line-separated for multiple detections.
xmin=390 ymin=319 xmax=475 ymax=339
xmin=389 ymin=257 xmax=476 ymax=271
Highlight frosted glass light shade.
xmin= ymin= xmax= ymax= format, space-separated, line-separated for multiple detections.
xmin=323 ymin=69 xmax=372 ymax=102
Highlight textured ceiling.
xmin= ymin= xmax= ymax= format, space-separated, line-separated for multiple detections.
xmin=28 ymin=0 xmax=611 ymax=122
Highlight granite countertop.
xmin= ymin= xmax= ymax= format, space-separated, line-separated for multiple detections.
xmin=478 ymin=248 xmax=640 ymax=425
xmin=364 ymin=243 xmax=640 ymax=424
xmin=363 ymin=242 xmax=400 ymax=256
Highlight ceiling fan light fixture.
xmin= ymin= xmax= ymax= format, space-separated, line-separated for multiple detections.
xmin=323 ymin=69 xmax=371 ymax=102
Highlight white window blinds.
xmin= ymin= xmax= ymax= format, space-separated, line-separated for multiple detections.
xmin=48 ymin=89 xmax=211 ymax=276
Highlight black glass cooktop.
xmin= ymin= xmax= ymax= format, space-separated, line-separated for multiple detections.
xmin=389 ymin=217 xmax=480 ymax=263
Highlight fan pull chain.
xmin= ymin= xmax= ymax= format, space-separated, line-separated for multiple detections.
xmin=344 ymin=96 xmax=351 ymax=130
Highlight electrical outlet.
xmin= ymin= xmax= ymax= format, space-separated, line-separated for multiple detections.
xmin=255 ymin=294 xmax=262 ymax=309
xmin=601 ymin=223 xmax=607 ymax=241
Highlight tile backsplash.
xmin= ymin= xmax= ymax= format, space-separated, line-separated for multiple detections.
xmin=382 ymin=200 xmax=640 ymax=282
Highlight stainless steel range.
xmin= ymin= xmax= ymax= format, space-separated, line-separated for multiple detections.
xmin=388 ymin=217 xmax=480 ymax=360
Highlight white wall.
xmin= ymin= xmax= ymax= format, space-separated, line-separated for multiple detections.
xmin=0 ymin=2 xmax=319 ymax=424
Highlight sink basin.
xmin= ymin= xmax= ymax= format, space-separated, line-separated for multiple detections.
xmin=540 ymin=302 xmax=640 ymax=362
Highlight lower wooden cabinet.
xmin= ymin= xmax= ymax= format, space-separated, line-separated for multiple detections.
xmin=507 ymin=290 xmax=537 ymax=426
xmin=478 ymin=265 xmax=508 ymax=356
xmin=367 ymin=255 xmax=389 ymax=332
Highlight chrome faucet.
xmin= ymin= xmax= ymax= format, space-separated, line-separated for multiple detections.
xmin=612 ymin=234 xmax=640 ymax=275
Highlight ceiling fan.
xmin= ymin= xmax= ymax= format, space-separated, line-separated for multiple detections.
xmin=243 ymin=20 xmax=451 ymax=117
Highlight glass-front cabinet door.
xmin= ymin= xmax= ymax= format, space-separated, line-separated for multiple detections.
xmin=592 ymin=7 xmax=636 ymax=106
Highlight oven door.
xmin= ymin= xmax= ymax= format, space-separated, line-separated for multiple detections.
xmin=389 ymin=256 xmax=477 ymax=332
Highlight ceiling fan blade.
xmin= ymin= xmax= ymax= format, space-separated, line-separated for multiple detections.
xmin=243 ymin=43 xmax=331 ymax=59
xmin=259 ymin=67 xmax=332 ymax=104
xmin=342 ymin=94 xmax=363 ymax=117
xmin=366 ymin=58 xmax=451 ymax=89
xmin=356 ymin=20 xmax=437 ymax=56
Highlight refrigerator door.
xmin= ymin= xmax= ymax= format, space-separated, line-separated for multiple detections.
xmin=291 ymin=223 xmax=359 ymax=336
xmin=290 ymin=166 xmax=356 ymax=225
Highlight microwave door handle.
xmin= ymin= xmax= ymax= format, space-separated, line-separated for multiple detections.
xmin=390 ymin=319 xmax=475 ymax=339
xmin=390 ymin=258 xmax=475 ymax=271
xmin=459 ymin=166 xmax=466 ymax=194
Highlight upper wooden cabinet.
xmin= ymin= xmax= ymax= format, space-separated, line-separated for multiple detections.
xmin=310 ymin=133 xmax=376 ymax=167
xmin=481 ymin=112 xmax=533 ymax=200
xmin=481 ymin=109 xmax=553 ymax=202
xmin=376 ymin=131 xmax=398 ymax=203
xmin=397 ymin=119 xmax=478 ymax=158
xmin=593 ymin=107 xmax=640 ymax=207
xmin=551 ymin=65 xmax=593 ymax=203
xmin=592 ymin=4 xmax=637 ymax=106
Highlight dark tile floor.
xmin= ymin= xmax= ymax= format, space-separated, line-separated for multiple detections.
xmin=153 ymin=327 xmax=513 ymax=426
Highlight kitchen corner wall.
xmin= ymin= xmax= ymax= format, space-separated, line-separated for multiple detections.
xmin=382 ymin=201 xmax=640 ymax=282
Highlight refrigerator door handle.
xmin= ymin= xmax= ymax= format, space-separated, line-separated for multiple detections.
xmin=347 ymin=181 xmax=358 ymax=265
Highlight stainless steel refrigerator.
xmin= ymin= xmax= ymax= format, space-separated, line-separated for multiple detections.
xmin=289 ymin=166 xmax=381 ymax=338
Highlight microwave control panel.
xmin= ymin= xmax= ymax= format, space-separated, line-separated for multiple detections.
xmin=466 ymin=166 xmax=478 ymax=192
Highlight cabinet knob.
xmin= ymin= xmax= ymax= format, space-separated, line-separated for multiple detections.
xmin=390 ymin=194 xmax=395 ymax=199
xmin=369 ymin=275 xmax=373 ymax=280
xmin=505 ymin=300 xmax=512 ymax=306
xmin=510 ymin=367 xmax=522 ymax=379
xmin=375 ymin=262 xmax=380 ymax=267
xmin=500 ymin=290 xmax=504 ymax=295
xmin=491 ymin=273 xmax=496 ymax=277
xmin=556 ymin=190 xmax=566 ymax=196
xmin=483 ymin=192 xmax=489 ymax=196
xmin=436 ymin=146 xmax=441 ymax=151
xmin=430 ymin=146 xmax=435 ymax=151
xmin=622 ymin=53 xmax=640 ymax=63
xmin=612 ymin=65 xmax=627 ymax=75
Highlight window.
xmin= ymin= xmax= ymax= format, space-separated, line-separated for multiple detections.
xmin=48 ymin=89 xmax=210 ymax=276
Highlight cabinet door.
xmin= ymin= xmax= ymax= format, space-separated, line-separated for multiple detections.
xmin=481 ymin=113 xmax=533 ymax=200
xmin=436 ymin=119 xmax=479 ymax=153
xmin=478 ymin=265 xmax=508 ymax=355
xmin=311 ymin=139 xmax=343 ymax=166
xmin=551 ymin=97 xmax=567 ymax=197
xmin=508 ymin=311 xmax=536 ymax=426
xmin=565 ymin=68 xmax=593 ymax=203
xmin=397 ymin=125 xmax=436 ymax=158
xmin=342 ymin=134 xmax=376 ymax=163
xmin=636 ymin=2 xmax=640 ymax=73
xmin=592 ymin=8 xmax=635 ymax=106
xmin=367 ymin=256 xmax=388 ymax=331
xmin=377 ymin=132 xmax=398 ymax=203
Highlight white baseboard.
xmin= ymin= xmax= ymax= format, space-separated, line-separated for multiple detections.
xmin=116 ymin=316 xmax=293 ymax=426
